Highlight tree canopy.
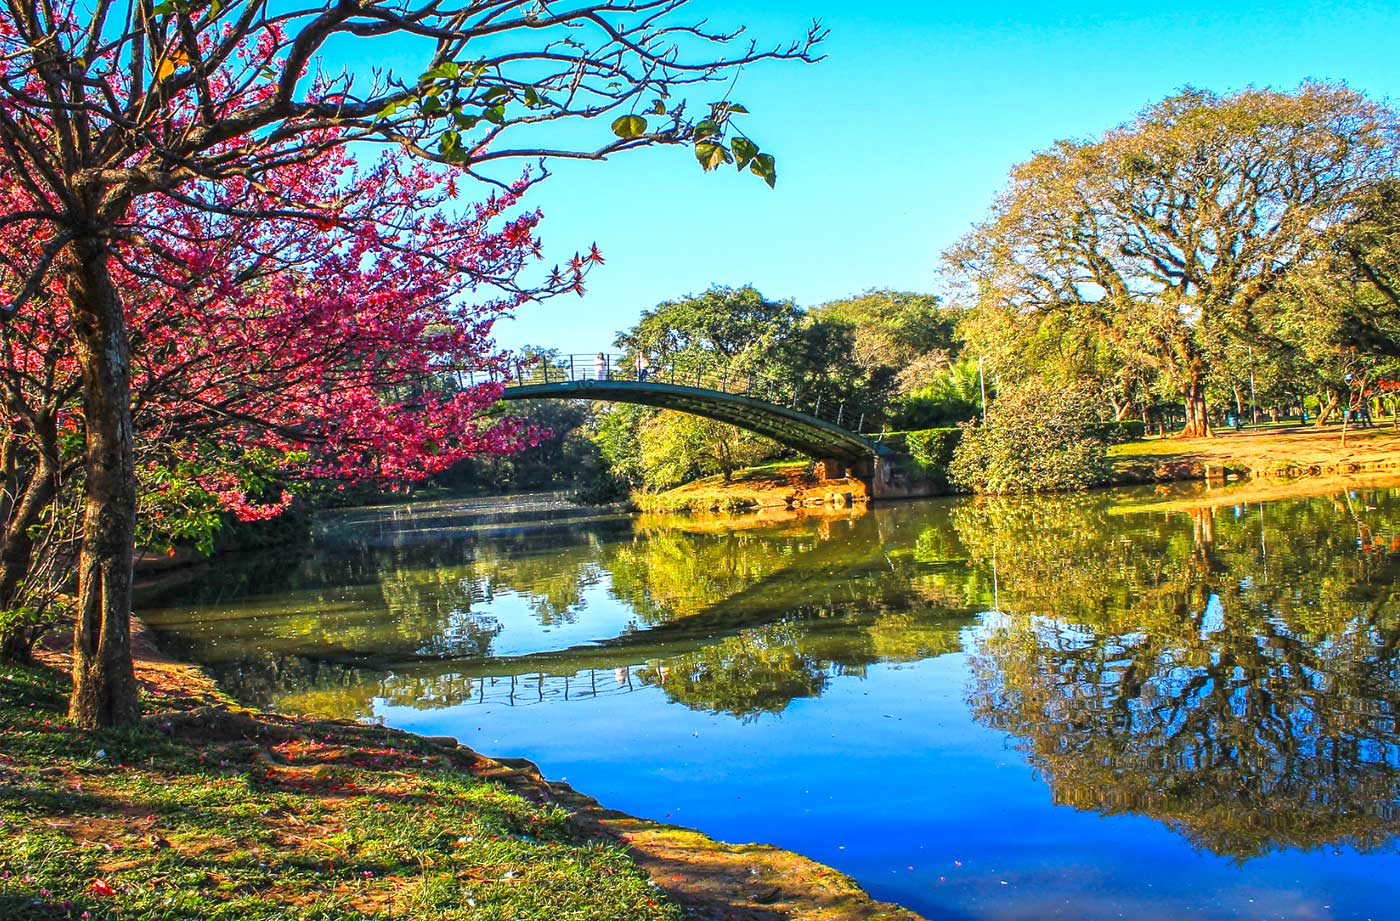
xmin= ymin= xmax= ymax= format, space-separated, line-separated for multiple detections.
xmin=947 ymin=84 xmax=1400 ymax=436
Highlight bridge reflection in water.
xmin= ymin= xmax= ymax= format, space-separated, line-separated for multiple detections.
xmin=140 ymin=484 xmax=1400 ymax=882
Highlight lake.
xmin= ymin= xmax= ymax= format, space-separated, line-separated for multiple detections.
xmin=139 ymin=480 xmax=1400 ymax=921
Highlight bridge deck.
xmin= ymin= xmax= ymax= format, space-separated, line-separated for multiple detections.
xmin=500 ymin=378 xmax=882 ymax=460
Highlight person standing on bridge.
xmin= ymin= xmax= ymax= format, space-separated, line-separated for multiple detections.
xmin=635 ymin=353 xmax=651 ymax=382
xmin=594 ymin=352 xmax=609 ymax=381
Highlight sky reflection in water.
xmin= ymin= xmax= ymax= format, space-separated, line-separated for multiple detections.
xmin=140 ymin=482 xmax=1400 ymax=921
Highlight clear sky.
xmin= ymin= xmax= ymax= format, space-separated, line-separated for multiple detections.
xmin=469 ymin=0 xmax=1400 ymax=353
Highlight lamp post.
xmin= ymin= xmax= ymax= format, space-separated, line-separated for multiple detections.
xmin=978 ymin=356 xmax=988 ymax=423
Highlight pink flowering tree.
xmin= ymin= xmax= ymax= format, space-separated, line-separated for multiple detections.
xmin=0 ymin=0 xmax=819 ymax=726
xmin=0 ymin=143 xmax=591 ymax=658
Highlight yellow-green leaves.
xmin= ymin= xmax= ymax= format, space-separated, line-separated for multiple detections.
xmin=612 ymin=115 xmax=649 ymax=139
xmin=749 ymin=153 xmax=777 ymax=188
xmin=694 ymin=142 xmax=731 ymax=171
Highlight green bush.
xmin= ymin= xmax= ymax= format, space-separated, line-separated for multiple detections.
xmin=906 ymin=427 xmax=963 ymax=470
xmin=949 ymin=381 xmax=1112 ymax=494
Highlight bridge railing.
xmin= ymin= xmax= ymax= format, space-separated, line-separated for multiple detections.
xmin=451 ymin=353 xmax=873 ymax=436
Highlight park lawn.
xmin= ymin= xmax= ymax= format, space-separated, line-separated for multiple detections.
xmin=0 ymin=660 xmax=679 ymax=921
xmin=1110 ymin=424 xmax=1400 ymax=479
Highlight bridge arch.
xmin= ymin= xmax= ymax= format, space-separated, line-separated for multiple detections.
xmin=499 ymin=379 xmax=880 ymax=461
xmin=480 ymin=353 xmax=882 ymax=461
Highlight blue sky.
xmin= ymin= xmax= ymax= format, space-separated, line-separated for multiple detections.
xmin=458 ymin=0 xmax=1400 ymax=353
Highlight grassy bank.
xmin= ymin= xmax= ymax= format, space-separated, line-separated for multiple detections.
xmin=0 ymin=632 xmax=920 ymax=921
xmin=1110 ymin=425 xmax=1400 ymax=481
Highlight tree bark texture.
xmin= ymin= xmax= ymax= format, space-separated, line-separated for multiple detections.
xmin=65 ymin=238 xmax=140 ymax=729
xmin=1181 ymin=379 xmax=1212 ymax=438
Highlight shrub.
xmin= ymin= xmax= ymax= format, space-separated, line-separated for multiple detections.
xmin=949 ymin=381 xmax=1111 ymax=494
xmin=0 ymin=604 xmax=61 ymax=662
xmin=906 ymin=427 xmax=963 ymax=470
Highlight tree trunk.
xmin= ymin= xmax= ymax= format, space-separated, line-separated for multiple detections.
xmin=0 ymin=460 xmax=57 ymax=662
xmin=66 ymin=239 xmax=140 ymax=729
xmin=1316 ymin=392 xmax=1339 ymax=426
xmin=1180 ymin=379 xmax=1212 ymax=438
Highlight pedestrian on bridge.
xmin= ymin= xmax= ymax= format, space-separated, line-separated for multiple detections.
xmin=594 ymin=352 xmax=608 ymax=381
xmin=635 ymin=353 xmax=650 ymax=382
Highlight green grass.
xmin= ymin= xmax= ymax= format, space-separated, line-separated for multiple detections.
xmin=0 ymin=665 xmax=680 ymax=920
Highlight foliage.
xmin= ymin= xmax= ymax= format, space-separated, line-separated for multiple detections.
xmin=905 ymin=428 xmax=964 ymax=471
xmin=595 ymin=285 xmax=887 ymax=492
xmin=439 ymin=398 xmax=602 ymax=494
xmin=616 ymin=286 xmax=803 ymax=367
xmin=590 ymin=404 xmax=652 ymax=489
xmin=893 ymin=359 xmax=984 ymax=429
xmin=812 ymin=290 xmax=958 ymax=392
xmin=946 ymin=84 xmax=1400 ymax=437
xmin=637 ymin=412 xmax=783 ymax=490
xmin=1093 ymin=420 xmax=1146 ymax=442
xmin=949 ymin=381 xmax=1111 ymax=494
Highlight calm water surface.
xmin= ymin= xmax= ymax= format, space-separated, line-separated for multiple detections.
xmin=139 ymin=482 xmax=1400 ymax=921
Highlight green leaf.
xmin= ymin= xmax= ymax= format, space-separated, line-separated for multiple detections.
xmin=695 ymin=142 xmax=731 ymax=171
xmin=749 ymin=153 xmax=776 ymax=188
xmin=439 ymin=130 xmax=462 ymax=157
xmin=648 ymin=99 xmax=667 ymax=115
xmin=482 ymin=85 xmax=512 ymax=103
xmin=453 ymin=111 xmax=479 ymax=130
xmin=150 ymin=0 xmax=181 ymax=15
xmin=611 ymin=115 xmax=649 ymax=139
xmin=421 ymin=94 xmax=443 ymax=115
xmin=482 ymin=104 xmax=506 ymax=125
xmin=693 ymin=119 xmax=722 ymax=140
xmin=373 ymin=97 xmax=410 ymax=122
xmin=524 ymin=87 xmax=543 ymax=108
xmin=731 ymin=137 xmax=759 ymax=170
xmin=422 ymin=62 xmax=461 ymax=81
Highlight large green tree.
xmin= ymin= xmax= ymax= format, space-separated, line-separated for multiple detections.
xmin=947 ymin=84 xmax=1400 ymax=437
xmin=812 ymin=289 xmax=955 ymax=392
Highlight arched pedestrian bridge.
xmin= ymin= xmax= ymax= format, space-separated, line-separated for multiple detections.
xmin=471 ymin=353 xmax=887 ymax=462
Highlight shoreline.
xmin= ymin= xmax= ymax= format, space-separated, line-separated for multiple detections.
xmin=641 ymin=426 xmax=1400 ymax=514
xmin=17 ymin=617 xmax=923 ymax=921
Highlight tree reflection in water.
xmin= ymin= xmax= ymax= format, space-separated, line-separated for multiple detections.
xmin=141 ymin=484 xmax=1400 ymax=863
xmin=956 ymin=489 xmax=1400 ymax=859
